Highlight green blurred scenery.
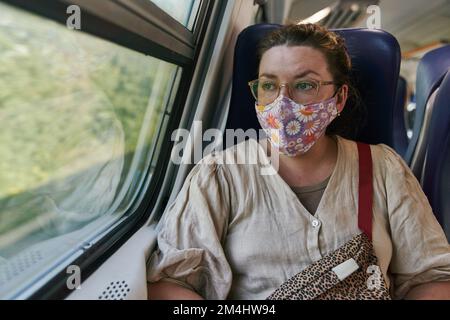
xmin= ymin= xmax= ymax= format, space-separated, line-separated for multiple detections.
xmin=0 ymin=2 xmax=177 ymax=254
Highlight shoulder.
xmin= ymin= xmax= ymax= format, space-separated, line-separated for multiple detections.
xmin=199 ymin=138 xmax=264 ymax=169
xmin=187 ymin=138 xmax=262 ymax=184
xmin=369 ymin=142 xmax=411 ymax=181
xmin=336 ymin=135 xmax=409 ymax=176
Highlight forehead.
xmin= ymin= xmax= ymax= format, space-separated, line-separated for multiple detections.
xmin=259 ymin=45 xmax=330 ymax=79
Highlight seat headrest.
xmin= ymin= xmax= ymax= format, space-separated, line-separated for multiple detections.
xmin=404 ymin=44 xmax=450 ymax=163
xmin=225 ymin=24 xmax=401 ymax=145
xmin=415 ymin=45 xmax=450 ymax=116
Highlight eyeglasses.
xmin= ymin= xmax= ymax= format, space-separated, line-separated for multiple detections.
xmin=248 ymin=78 xmax=336 ymax=106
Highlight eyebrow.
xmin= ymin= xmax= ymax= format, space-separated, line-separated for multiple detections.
xmin=260 ymin=70 xmax=321 ymax=79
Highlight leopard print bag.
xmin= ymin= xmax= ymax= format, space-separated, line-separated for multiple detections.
xmin=267 ymin=143 xmax=391 ymax=300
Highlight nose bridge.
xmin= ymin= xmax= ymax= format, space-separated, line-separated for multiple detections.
xmin=279 ymin=82 xmax=291 ymax=97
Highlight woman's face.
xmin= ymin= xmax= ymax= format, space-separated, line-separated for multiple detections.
xmin=258 ymin=45 xmax=348 ymax=111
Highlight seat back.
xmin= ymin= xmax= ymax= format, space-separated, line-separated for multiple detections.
xmin=404 ymin=45 xmax=450 ymax=175
xmin=224 ymin=24 xmax=401 ymax=145
xmin=421 ymin=71 xmax=450 ymax=241
xmin=392 ymin=76 xmax=408 ymax=157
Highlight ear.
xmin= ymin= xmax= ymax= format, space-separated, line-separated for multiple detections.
xmin=336 ymin=84 xmax=348 ymax=114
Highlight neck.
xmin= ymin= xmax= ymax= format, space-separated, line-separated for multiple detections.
xmin=277 ymin=135 xmax=338 ymax=187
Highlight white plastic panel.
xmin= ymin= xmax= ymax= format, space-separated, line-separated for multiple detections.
xmin=67 ymin=224 xmax=157 ymax=300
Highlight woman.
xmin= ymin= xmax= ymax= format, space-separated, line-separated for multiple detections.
xmin=147 ymin=24 xmax=450 ymax=299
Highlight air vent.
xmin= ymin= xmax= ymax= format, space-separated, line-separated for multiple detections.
xmin=98 ymin=280 xmax=131 ymax=300
xmin=0 ymin=250 xmax=43 ymax=286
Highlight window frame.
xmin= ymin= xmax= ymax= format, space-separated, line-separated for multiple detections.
xmin=0 ymin=0 xmax=215 ymax=299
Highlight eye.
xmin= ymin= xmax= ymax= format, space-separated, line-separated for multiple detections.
xmin=294 ymin=81 xmax=317 ymax=92
xmin=260 ymin=81 xmax=277 ymax=91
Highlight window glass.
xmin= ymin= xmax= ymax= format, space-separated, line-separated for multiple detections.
xmin=0 ymin=2 xmax=180 ymax=298
xmin=151 ymin=0 xmax=201 ymax=30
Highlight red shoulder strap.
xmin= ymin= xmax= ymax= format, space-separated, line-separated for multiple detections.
xmin=357 ymin=142 xmax=373 ymax=240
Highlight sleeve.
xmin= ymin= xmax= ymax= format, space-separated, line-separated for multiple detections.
xmin=146 ymin=158 xmax=233 ymax=300
xmin=380 ymin=144 xmax=450 ymax=299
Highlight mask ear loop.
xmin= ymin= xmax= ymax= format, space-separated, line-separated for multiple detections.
xmin=333 ymin=85 xmax=343 ymax=117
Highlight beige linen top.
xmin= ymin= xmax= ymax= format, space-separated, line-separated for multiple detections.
xmin=147 ymin=135 xmax=450 ymax=299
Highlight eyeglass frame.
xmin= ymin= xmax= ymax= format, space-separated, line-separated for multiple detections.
xmin=248 ymin=78 xmax=339 ymax=105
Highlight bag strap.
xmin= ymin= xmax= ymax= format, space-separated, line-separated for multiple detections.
xmin=356 ymin=142 xmax=373 ymax=241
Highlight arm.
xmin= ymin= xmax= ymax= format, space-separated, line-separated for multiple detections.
xmin=405 ymin=281 xmax=450 ymax=300
xmin=146 ymin=160 xmax=233 ymax=300
xmin=147 ymin=281 xmax=204 ymax=300
xmin=379 ymin=145 xmax=450 ymax=299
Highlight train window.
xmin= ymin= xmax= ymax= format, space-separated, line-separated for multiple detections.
xmin=0 ymin=1 xmax=188 ymax=299
xmin=151 ymin=0 xmax=201 ymax=30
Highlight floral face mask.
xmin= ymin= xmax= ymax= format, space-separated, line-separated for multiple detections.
xmin=255 ymin=94 xmax=339 ymax=157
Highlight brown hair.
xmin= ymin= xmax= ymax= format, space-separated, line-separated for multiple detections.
xmin=257 ymin=23 xmax=365 ymax=139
